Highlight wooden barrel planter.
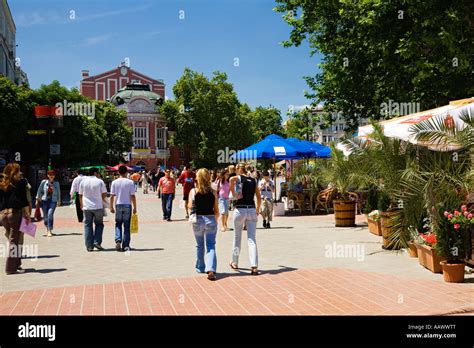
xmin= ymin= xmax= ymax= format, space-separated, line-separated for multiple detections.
xmin=380 ymin=211 xmax=400 ymax=250
xmin=334 ymin=200 xmax=356 ymax=227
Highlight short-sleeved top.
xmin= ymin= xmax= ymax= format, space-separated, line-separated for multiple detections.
xmin=216 ymin=180 xmax=230 ymax=199
xmin=0 ymin=178 xmax=29 ymax=210
xmin=236 ymin=175 xmax=256 ymax=207
xmin=159 ymin=176 xmax=175 ymax=194
xmin=110 ymin=178 xmax=135 ymax=205
xmin=79 ymin=176 xmax=107 ymax=210
xmin=178 ymin=171 xmax=196 ymax=195
xmin=193 ymin=191 xmax=215 ymax=216
xmin=259 ymin=179 xmax=274 ymax=200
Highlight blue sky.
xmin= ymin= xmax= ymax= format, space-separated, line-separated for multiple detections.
xmin=10 ymin=0 xmax=321 ymax=117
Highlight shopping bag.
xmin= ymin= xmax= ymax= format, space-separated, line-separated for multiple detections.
xmin=20 ymin=218 xmax=37 ymax=237
xmin=34 ymin=205 xmax=42 ymax=221
xmin=131 ymin=213 xmax=138 ymax=234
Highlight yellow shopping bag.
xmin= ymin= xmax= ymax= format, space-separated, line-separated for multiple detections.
xmin=131 ymin=213 xmax=139 ymax=234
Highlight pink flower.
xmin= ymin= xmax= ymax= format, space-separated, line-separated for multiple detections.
xmin=444 ymin=211 xmax=449 ymax=217
xmin=468 ymin=213 xmax=473 ymax=219
xmin=454 ymin=211 xmax=460 ymax=216
xmin=461 ymin=205 xmax=467 ymax=212
xmin=448 ymin=214 xmax=453 ymax=219
xmin=464 ymin=211 xmax=469 ymax=217
xmin=454 ymin=224 xmax=460 ymax=230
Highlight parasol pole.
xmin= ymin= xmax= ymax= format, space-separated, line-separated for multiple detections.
xmin=273 ymin=157 xmax=276 ymax=202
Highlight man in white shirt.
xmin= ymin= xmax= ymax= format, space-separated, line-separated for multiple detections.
xmin=79 ymin=168 xmax=107 ymax=252
xmin=110 ymin=165 xmax=137 ymax=252
xmin=70 ymin=170 xmax=85 ymax=222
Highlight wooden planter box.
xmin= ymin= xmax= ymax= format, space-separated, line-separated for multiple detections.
xmin=334 ymin=200 xmax=356 ymax=227
xmin=407 ymin=241 xmax=418 ymax=257
xmin=380 ymin=211 xmax=400 ymax=250
xmin=367 ymin=216 xmax=382 ymax=236
xmin=416 ymin=244 xmax=445 ymax=273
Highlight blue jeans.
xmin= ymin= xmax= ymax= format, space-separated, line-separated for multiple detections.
xmin=41 ymin=199 xmax=57 ymax=230
xmin=161 ymin=193 xmax=174 ymax=219
xmin=134 ymin=182 xmax=138 ymax=192
xmin=115 ymin=204 xmax=132 ymax=248
xmin=232 ymin=207 xmax=258 ymax=267
xmin=192 ymin=215 xmax=217 ymax=273
xmin=84 ymin=209 xmax=104 ymax=249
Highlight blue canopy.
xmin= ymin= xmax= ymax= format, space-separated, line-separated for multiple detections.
xmin=231 ymin=134 xmax=301 ymax=160
xmin=286 ymin=138 xmax=331 ymax=158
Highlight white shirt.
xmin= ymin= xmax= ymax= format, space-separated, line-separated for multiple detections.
xmin=110 ymin=178 xmax=135 ymax=205
xmin=79 ymin=176 xmax=107 ymax=210
xmin=259 ymin=179 xmax=274 ymax=200
xmin=70 ymin=175 xmax=85 ymax=196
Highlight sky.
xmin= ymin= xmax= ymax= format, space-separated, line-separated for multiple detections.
xmin=9 ymin=0 xmax=321 ymax=118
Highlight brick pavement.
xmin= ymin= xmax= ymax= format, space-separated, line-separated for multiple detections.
xmin=0 ymin=190 xmax=473 ymax=315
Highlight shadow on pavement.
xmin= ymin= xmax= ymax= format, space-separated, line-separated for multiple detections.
xmin=50 ymin=233 xmax=83 ymax=236
xmin=100 ymin=248 xmax=165 ymax=252
xmin=216 ymin=265 xmax=298 ymax=280
xmin=23 ymin=255 xmax=60 ymax=259
xmin=23 ymin=268 xmax=67 ymax=274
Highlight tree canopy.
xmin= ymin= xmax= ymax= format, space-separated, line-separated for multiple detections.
xmin=161 ymin=68 xmax=284 ymax=167
xmin=275 ymin=0 xmax=474 ymax=131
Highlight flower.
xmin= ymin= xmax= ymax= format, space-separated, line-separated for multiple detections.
xmin=444 ymin=211 xmax=449 ymax=217
xmin=420 ymin=233 xmax=437 ymax=247
xmin=448 ymin=214 xmax=453 ymax=219
xmin=454 ymin=211 xmax=460 ymax=216
xmin=469 ymin=213 xmax=473 ymax=219
xmin=454 ymin=224 xmax=461 ymax=230
xmin=461 ymin=205 xmax=467 ymax=212
xmin=464 ymin=211 xmax=469 ymax=217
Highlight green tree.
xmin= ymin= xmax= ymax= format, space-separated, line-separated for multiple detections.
xmin=0 ymin=77 xmax=33 ymax=148
xmin=248 ymin=106 xmax=283 ymax=141
xmin=161 ymin=68 xmax=255 ymax=168
xmin=275 ymin=0 xmax=474 ymax=131
xmin=94 ymin=101 xmax=133 ymax=164
xmin=284 ymin=108 xmax=317 ymax=140
xmin=32 ymin=81 xmax=131 ymax=165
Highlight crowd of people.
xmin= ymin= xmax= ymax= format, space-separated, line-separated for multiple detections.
xmin=0 ymin=162 xmax=276 ymax=281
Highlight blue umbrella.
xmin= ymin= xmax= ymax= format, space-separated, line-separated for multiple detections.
xmin=231 ymin=134 xmax=301 ymax=161
xmin=286 ymin=138 xmax=331 ymax=158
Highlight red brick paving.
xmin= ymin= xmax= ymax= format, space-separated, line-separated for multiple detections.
xmin=1 ymin=268 xmax=473 ymax=315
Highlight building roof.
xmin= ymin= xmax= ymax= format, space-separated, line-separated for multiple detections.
xmin=110 ymin=83 xmax=163 ymax=105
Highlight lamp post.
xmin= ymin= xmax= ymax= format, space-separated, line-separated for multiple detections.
xmin=164 ymin=126 xmax=168 ymax=169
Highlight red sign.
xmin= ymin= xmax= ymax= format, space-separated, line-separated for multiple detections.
xmin=400 ymin=114 xmax=433 ymax=124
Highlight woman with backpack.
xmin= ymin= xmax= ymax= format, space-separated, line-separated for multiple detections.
xmin=228 ymin=163 xmax=262 ymax=275
xmin=36 ymin=170 xmax=61 ymax=237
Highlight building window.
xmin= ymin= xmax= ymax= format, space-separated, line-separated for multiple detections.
xmin=156 ymin=127 xmax=166 ymax=149
xmin=133 ymin=126 xmax=147 ymax=149
xmin=179 ymin=147 xmax=185 ymax=159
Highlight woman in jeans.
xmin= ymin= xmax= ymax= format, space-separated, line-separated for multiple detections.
xmin=0 ymin=163 xmax=31 ymax=275
xmin=229 ymin=163 xmax=262 ymax=275
xmin=36 ymin=170 xmax=61 ymax=237
xmin=215 ymin=169 xmax=230 ymax=232
xmin=188 ymin=168 xmax=219 ymax=280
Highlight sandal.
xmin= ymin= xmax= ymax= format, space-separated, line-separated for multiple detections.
xmin=229 ymin=262 xmax=238 ymax=270
xmin=207 ymin=272 xmax=216 ymax=281
xmin=250 ymin=267 xmax=259 ymax=275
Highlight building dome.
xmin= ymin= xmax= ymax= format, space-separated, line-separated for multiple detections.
xmin=110 ymin=83 xmax=163 ymax=106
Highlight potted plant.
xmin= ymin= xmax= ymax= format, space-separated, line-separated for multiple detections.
xmin=367 ymin=210 xmax=382 ymax=236
xmin=378 ymin=191 xmax=401 ymax=249
xmin=436 ymin=206 xmax=472 ymax=282
xmin=416 ymin=232 xmax=445 ymax=273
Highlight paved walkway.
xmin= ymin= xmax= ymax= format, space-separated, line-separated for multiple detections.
xmin=0 ymin=190 xmax=473 ymax=315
